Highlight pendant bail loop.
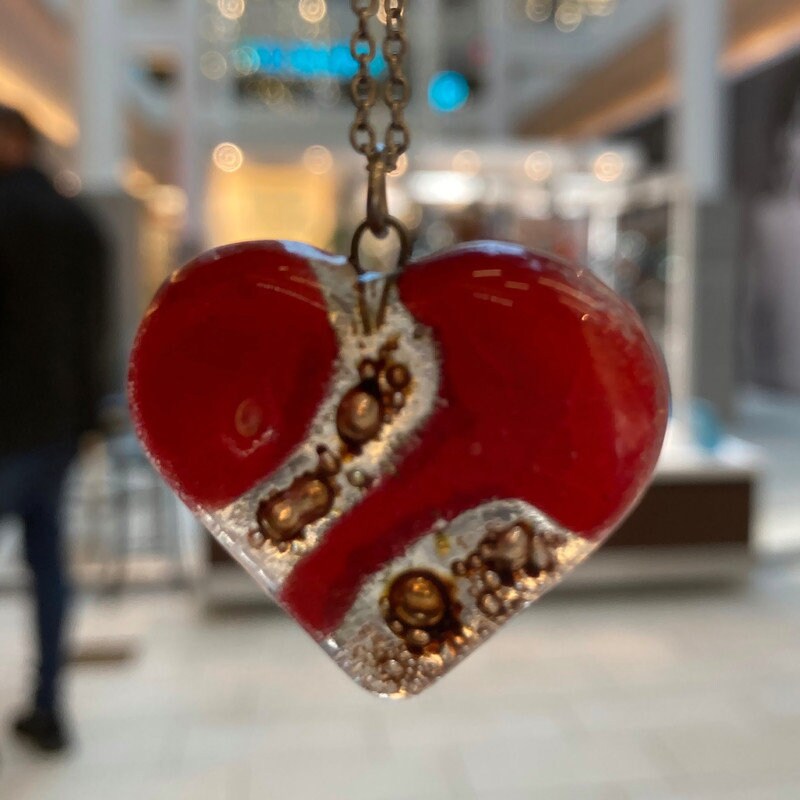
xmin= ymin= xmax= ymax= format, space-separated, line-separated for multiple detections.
xmin=349 ymin=215 xmax=410 ymax=334
xmin=349 ymin=215 xmax=410 ymax=278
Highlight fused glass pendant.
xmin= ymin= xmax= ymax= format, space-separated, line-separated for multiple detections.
xmin=128 ymin=240 xmax=669 ymax=697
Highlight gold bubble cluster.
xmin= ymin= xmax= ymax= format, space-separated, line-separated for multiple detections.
xmin=453 ymin=522 xmax=558 ymax=622
xmin=380 ymin=570 xmax=463 ymax=655
xmin=336 ymin=343 xmax=412 ymax=450
xmin=250 ymin=445 xmax=340 ymax=552
xmin=342 ymin=627 xmax=446 ymax=697
xmin=248 ymin=344 xmax=413 ymax=552
xmin=382 ymin=522 xmax=562 ymax=656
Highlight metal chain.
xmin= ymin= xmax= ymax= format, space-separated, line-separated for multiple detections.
xmin=349 ymin=0 xmax=410 ymax=172
xmin=382 ymin=0 xmax=410 ymax=169
xmin=349 ymin=0 xmax=410 ymax=275
xmin=349 ymin=0 xmax=379 ymax=159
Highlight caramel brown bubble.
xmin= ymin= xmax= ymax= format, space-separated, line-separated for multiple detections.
xmin=386 ymin=363 xmax=411 ymax=390
xmin=383 ymin=569 xmax=462 ymax=653
xmin=390 ymin=573 xmax=447 ymax=628
xmin=316 ymin=446 xmax=341 ymax=476
xmin=257 ymin=476 xmax=333 ymax=544
xmin=359 ymin=359 xmax=379 ymax=380
xmin=336 ymin=389 xmax=382 ymax=445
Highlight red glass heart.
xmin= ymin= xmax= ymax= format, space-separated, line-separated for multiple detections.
xmin=129 ymin=240 xmax=668 ymax=696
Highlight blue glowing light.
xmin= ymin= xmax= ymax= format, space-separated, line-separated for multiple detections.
xmin=240 ymin=40 xmax=387 ymax=80
xmin=428 ymin=71 xmax=470 ymax=113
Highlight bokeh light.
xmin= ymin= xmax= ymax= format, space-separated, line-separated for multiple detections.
xmin=298 ymin=0 xmax=327 ymax=24
xmin=150 ymin=185 xmax=188 ymax=217
xmin=217 ymin=0 xmax=246 ymax=22
xmin=213 ymin=142 xmax=245 ymax=172
xmin=121 ymin=163 xmax=156 ymax=199
xmin=200 ymin=51 xmax=228 ymax=80
xmin=524 ymin=150 xmax=553 ymax=182
xmin=390 ymin=153 xmax=409 ymax=178
xmin=54 ymin=170 xmax=82 ymax=198
xmin=428 ymin=71 xmax=470 ymax=114
xmin=555 ymin=1 xmax=583 ymax=32
xmin=230 ymin=45 xmax=260 ymax=76
xmin=585 ymin=0 xmax=617 ymax=16
xmin=593 ymin=151 xmax=625 ymax=182
xmin=303 ymin=145 xmax=334 ymax=175
xmin=452 ymin=149 xmax=482 ymax=176
xmin=525 ymin=0 xmax=553 ymax=23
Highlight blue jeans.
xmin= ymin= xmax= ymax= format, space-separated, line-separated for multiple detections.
xmin=0 ymin=442 xmax=75 ymax=712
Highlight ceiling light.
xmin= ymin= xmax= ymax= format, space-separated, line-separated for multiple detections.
xmin=303 ymin=145 xmax=333 ymax=175
xmin=213 ymin=142 xmax=244 ymax=172
xmin=390 ymin=153 xmax=409 ymax=178
xmin=200 ymin=51 xmax=228 ymax=80
xmin=298 ymin=0 xmax=327 ymax=24
xmin=524 ymin=151 xmax=553 ymax=182
xmin=555 ymin=2 xmax=583 ymax=32
xmin=218 ymin=0 xmax=246 ymax=22
xmin=452 ymin=149 xmax=481 ymax=176
xmin=525 ymin=0 xmax=553 ymax=23
xmin=593 ymin=151 xmax=625 ymax=182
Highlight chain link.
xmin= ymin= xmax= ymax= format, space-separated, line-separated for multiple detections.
xmin=349 ymin=0 xmax=410 ymax=259
xmin=382 ymin=0 xmax=410 ymax=168
xmin=349 ymin=0 xmax=379 ymax=157
xmin=349 ymin=0 xmax=409 ymax=172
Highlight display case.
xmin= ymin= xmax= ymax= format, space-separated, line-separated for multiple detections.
xmin=202 ymin=140 xmax=760 ymax=605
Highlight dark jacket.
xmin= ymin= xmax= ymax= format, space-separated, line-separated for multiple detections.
xmin=0 ymin=167 xmax=107 ymax=455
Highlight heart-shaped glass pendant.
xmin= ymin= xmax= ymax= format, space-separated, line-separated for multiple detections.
xmin=128 ymin=239 xmax=668 ymax=697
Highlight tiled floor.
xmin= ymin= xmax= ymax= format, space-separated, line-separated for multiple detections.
xmin=732 ymin=388 xmax=800 ymax=554
xmin=0 ymin=387 xmax=798 ymax=799
xmin=1 ymin=562 xmax=800 ymax=799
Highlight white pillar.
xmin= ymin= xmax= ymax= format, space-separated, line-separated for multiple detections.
xmin=412 ymin=0 xmax=442 ymax=137
xmin=177 ymin=0 xmax=206 ymax=251
xmin=76 ymin=0 xmax=125 ymax=190
xmin=482 ymin=0 xmax=510 ymax=138
xmin=665 ymin=182 xmax=697 ymax=437
xmin=673 ymin=0 xmax=727 ymax=201
xmin=669 ymin=0 xmax=737 ymax=423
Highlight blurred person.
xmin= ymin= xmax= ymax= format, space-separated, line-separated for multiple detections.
xmin=0 ymin=106 xmax=107 ymax=752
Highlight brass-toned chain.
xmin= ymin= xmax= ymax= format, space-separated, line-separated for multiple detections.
xmin=348 ymin=0 xmax=409 ymax=172
xmin=382 ymin=0 xmax=410 ymax=169
xmin=348 ymin=0 xmax=410 ymax=288
xmin=349 ymin=0 xmax=379 ymax=160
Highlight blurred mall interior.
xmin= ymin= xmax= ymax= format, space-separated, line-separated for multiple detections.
xmin=1 ymin=0 xmax=800 ymax=797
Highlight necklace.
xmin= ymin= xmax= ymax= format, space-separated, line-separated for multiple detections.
xmin=129 ymin=0 xmax=669 ymax=698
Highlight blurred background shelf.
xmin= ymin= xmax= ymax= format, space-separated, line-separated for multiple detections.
xmin=3 ymin=1 xmax=800 ymax=796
